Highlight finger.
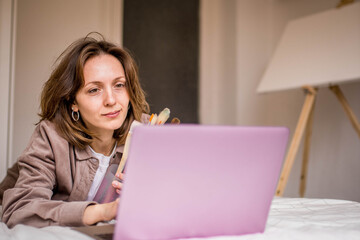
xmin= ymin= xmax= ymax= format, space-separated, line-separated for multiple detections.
xmin=115 ymin=172 xmax=124 ymax=180
xmin=112 ymin=180 xmax=122 ymax=190
xmin=115 ymin=169 xmax=122 ymax=179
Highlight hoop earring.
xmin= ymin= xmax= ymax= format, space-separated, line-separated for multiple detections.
xmin=72 ymin=110 xmax=80 ymax=121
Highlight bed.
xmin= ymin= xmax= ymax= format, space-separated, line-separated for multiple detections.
xmin=1 ymin=197 xmax=360 ymax=240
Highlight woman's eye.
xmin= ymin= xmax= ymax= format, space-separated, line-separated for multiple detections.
xmin=88 ymin=88 xmax=99 ymax=94
xmin=115 ymin=83 xmax=125 ymax=88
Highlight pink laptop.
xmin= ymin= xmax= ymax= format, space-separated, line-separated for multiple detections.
xmin=114 ymin=124 xmax=289 ymax=239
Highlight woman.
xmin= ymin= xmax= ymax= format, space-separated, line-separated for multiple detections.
xmin=1 ymin=34 xmax=150 ymax=228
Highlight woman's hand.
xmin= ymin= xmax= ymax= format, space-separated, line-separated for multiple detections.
xmin=83 ymin=198 xmax=119 ymax=225
xmin=82 ymin=173 xmax=125 ymax=225
xmin=112 ymin=172 xmax=124 ymax=195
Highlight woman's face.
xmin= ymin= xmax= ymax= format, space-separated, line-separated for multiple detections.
xmin=72 ymin=54 xmax=130 ymax=136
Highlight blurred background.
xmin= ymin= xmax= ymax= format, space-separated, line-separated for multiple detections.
xmin=0 ymin=0 xmax=359 ymax=201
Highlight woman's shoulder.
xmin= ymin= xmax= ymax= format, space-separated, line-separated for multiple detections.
xmin=33 ymin=120 xmax=67 ymax=145
xmin=19 ymin=120 xmax=72 ymax=162
xmin=37 ymin=119 xmax=56 ymax=129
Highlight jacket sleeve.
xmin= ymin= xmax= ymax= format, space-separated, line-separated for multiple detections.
xmin=1 ymin=122 xmax=95 ymax=228
xmin=0 ymin=162 xmax=19 ymax=205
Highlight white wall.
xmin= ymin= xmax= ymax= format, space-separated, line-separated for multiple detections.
xmin=200 ymin=0 xmax=360 ymax=202
xmin=262 ymin=0 xmax=360 ymax=202
xmin=200 ymin=0 xmax=238 ymax=125
xmin=0 ymin=0 xmax=14 ymax=180
xmin=1 ymin=0 xmax=122 ymax=177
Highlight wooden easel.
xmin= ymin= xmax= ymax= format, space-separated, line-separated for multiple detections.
xmin=276 ymin=84 xmax=360 ymax=197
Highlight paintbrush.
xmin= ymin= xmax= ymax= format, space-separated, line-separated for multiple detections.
xmin=116 ymin=120 xmax=142 ymax=176
xmin=171 ymin=117 xmax=180 ymax=124
xmin=156 ymin=108 xmax=170 ymax=125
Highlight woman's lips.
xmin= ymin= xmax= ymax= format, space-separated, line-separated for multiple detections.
xmin=103 ymin=110 xmax=120 ymax=118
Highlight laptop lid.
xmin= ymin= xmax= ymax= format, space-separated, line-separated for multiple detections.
xmin=114 ymin=125 xmax=289 ymax=240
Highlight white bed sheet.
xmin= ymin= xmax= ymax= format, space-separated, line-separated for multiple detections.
xmin=1 ymin=197 xmax=360 ymax=240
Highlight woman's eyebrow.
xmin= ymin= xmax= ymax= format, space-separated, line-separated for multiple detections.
xmin=113 ymin=77 xmax=126 ymax=82
xmin=83 ymin=76 xmax=126 ymax=86
xmin=84 ymin=81 xmax=102 ymax=86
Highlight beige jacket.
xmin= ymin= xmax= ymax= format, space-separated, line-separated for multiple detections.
xmin=1 ymin=120 xmax=124 ymax=228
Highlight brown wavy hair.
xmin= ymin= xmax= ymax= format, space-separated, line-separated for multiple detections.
xmin=39 ymin=33 xmax=150 ymax=148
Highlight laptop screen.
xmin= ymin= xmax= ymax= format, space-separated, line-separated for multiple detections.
xmin=114 ymin=125 xmax=289 ymax=239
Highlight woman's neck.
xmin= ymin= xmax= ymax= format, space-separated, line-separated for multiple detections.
xmin=90 ymin=135 xmax=116 ymax=156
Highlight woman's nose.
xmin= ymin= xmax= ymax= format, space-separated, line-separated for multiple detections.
xmin=104 ymin=89 xmax=116 ymax=106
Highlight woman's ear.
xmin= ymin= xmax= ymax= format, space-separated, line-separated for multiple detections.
xmin=71 ymin=103 xmax=79 ymax=112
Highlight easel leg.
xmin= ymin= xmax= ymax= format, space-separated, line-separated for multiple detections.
xmin=299 ymin=97 xmax=315 ymax=197
xmin=329 ymin=85 xmax=360 ymax=139
xmin=276 ymin=86 xmax=317 ymax=196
